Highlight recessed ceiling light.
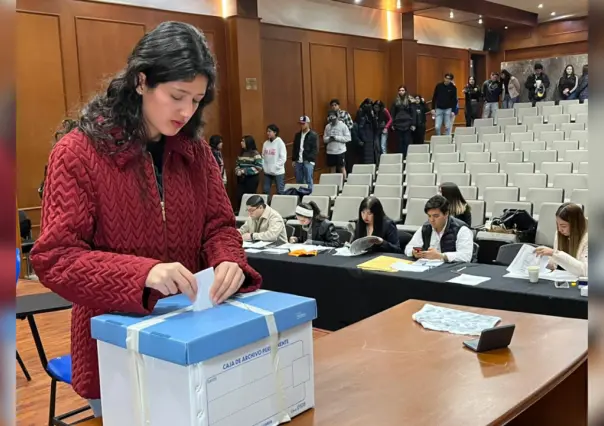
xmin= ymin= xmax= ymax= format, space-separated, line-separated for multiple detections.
xmin=538 ymin=4 xmax=544 ymax=8
xmin=449 ymin=10 xmax=454 ymax=19
xmin=551 ymin=11 xmax=556 ymax=16
xmin=478 ymin=18 xmax=483 ymax=24
xmin=505 ymin=26 xmax=508 ymax=29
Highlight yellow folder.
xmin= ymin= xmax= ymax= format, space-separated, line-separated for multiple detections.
xmin=357 ymin=255 xmax=412 ymax=272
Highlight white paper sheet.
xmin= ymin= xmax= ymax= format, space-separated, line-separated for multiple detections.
xmin=349 ymin=236 xmax=380 ymax=255
xmin=391 ymin=262 xmax=430 ymax=273
xmin=507 ymin=244 xmax=550 ymax=276
xmin=539 ymin=270 xmax=579 ymax=282
xmin=262 ymin=248 xmax=289 ymax=255
xmin=447 ymin=274 xmax=491 ymax=286
xmin=414 ymin=259 xmax=444 ymax=268
xmin=333 ymin=246 xmax=365 ymax=257
xmin=192 ymin=267 xmax=214 ymax=312
xmin=244 ymin=248 xmax=263 ymax=253
xmin=242 ymin=241 xmax=273 ymax=249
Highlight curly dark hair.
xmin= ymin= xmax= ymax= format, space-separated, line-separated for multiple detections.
xmin=55 ymin=21 xmax=217 ymax=150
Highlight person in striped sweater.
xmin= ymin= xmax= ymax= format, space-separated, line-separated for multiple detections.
xmin=235 ymin=135 xmax=263 ymax=202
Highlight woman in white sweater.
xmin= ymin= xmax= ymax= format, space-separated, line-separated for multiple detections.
xmin=262 ymin=124 xmax=287 ymax=195
xmin=536 ymin=203 xmax=588 ymax=277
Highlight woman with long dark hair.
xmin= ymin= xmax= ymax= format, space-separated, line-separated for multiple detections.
xmin=439 ymin=182 xmax=471 ymax=227
xmin=536 ymin=203 xmax=588 ymax=276
xmin=355 ymin=98 xmax=379 ymax=164
xmin=462 ymin=76 xmax=481 ymax=126
xmin=29 ymin=21 xmax=261 ymax=416
xmin=373 ymin=100 xmax=392 ymax=155
xmin=289 ymin=201 xmax=341 ymax=247
xmin=235 ymin=135 xmax=263 ymax=202
xmin=390 ymin=86 xmax=416 ymax=159
xmin=558 ymin=64 xmax=579 ymax=100
xmin=353 ymin=196 xmax=401 ymax=253
xmin=209 ymin=134 xmax=226 ymax=186
xmin=411 ymin=95 xmax=428 ymax=145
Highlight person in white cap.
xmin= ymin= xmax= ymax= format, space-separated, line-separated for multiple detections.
xmin=292 ymin=115 xmax=318 ymax=192
xmin=289 ymin=201 xmax=341 ymax=247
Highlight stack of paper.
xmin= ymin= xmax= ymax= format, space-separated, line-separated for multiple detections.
xmin=357 ymin=256 xmax=411 ymax=272
xmin=412 ymin=303 xmax=501 ymax=336
xmin=242 ymin=241 xmax=273 ymax=249
xmin=504 ymin=244 xmax=550 ymax=279
xmin=447 ymin=274 xmax=491 ymax=286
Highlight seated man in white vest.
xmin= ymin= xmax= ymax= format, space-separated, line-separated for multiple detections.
xmin=239 ymin=195 xmax=288 ymax=244
xmin=404 ymin=195 xmax=474 ymax=262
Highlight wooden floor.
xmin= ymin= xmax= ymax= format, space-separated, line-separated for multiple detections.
xmin=16 ymin=280 xmax=330 ymax=426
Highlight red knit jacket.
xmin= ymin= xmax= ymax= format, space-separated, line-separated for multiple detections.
xmin=30 ymin=129 xmax=262 ymax=399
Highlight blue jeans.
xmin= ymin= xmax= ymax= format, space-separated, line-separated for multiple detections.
xmin=435 ymin=108 xmax=452 ymax=135
xmin=380 ymin=132 xmax=388 ymax=154
xmin=263 ymin=173 xmax=285 ymax=195
xmin=502 ymin=95 xmax=519 ymax=109
xmin=294 ymin=161 xmax=314 ymax=191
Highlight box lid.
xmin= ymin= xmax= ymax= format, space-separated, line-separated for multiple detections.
xmin=91 ymin=290 xmax=317 ymax=366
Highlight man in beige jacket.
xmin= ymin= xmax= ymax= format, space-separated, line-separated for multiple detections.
xmin=239 ymin=195 xmax=288 ymax=244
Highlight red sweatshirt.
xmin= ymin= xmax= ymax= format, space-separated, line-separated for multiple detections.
xmin=30 ymin=129 xmax=261 ymax=399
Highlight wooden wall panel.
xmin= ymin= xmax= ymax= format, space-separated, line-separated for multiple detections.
xmin=353 ymin=49 xmax=385 ymax=108
xmin=16 ymin=0 xmax=229 ymax=230
xmin=416 ymin=55 xmax=440 ymax=102
xmin=261 ymin=38 xmax=304 ymax=181
xmin=75 ymin=18 xmax=145 ymax=101
xmin=498 ymin=17 xmax=588 ymax=61
xmin=310 ymin=44 xmax=348 ymax=131
xmin=16 ymin=11 xmax=66 ymax=234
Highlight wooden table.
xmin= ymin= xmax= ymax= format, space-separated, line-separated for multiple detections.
xmin=292 ymin=299 xmax=587 ymax=426
xmin=86 ymin=300 xmax=587 ymax=426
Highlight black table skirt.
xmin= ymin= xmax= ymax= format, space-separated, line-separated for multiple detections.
xmin=246 ymin=252 xmax=587 ymax=331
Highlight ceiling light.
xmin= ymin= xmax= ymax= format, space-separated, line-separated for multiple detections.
xmin=478 ymin=18 xmax=483 ymax=24
xmin=538 ymin=4 xmax=543 ymax=8
xmin=551 ymin=11 xmax=556 ymax=16
xmin=449 ymin=10 xmax=454 ymax=19
xmin=354 ymin=0 xmax=361 ymax=3
xmin=505 ymin=26 xmax=508 ymax=29
xmin=396 ymin=0 xmax=402 ymax=8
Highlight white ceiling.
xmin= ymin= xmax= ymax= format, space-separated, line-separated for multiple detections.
xmin=487 ymin=0 xmax=588 ymax=22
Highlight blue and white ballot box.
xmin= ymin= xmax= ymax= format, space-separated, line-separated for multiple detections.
xmin=91 ymin=289 xmax=317 ymax=426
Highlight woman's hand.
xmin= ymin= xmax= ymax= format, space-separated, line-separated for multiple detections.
xmin=547 ymin=262 xmax=556 ymax=271
xmin=373 ymin=237 xmax=383 ymax=245
xmin=210 ymin=261 xmax=245 ymax=304
xmin=289 ymin=236 xmax=298 ymax=243
xmin=535 ymin=246 xmax=554 ymax=257
xmin=145 ymin=262 xmax=197 ymax=302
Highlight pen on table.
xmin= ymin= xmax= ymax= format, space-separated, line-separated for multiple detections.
xmin=453 ymin=266 xmax=467 ymax=274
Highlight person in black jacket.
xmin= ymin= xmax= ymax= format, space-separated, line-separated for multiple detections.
xmin=289 ymin=201 xmax=341 ymax=247
xmin=439 ymin=182 xmax=472 ymax=227
xmin=390 ymin=86 xmax=417 ymax=158
xmin=411 ymin=95 xmax=428 ymax=145
xmin=462 ymin=76 xmax=481 ymax=127
xmin=577 ymin=64 xmax=588 ymax=102
xmin=525 ymin=63 xmax=550 ymax=107
xmin=481 ymin=72 xmax=502 ymax=119
xmin=430 ymin=73 xmax=457 ymax=136
xmin=558 ymin=64 xmax=579 ymax=101
xmin=355 ymin=99 xmax=379 ymax=165
xmin=209 ymin=134 xmax=227 ymax=186
xmin=292 ymin=115 xmax=318 ymax=191
xmin=353 ymin=196 xmax=401 ymax=253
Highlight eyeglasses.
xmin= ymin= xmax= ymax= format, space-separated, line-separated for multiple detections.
xmin=246 ymin=206 xmax=259 ymax=214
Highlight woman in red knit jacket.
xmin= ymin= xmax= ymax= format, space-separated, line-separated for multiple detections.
xmin=30 ymin=21 xmax=262 ymax=416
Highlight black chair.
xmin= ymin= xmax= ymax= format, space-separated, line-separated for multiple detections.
xmin=16 ymin=350 xmax=31 ymax=381
xmin=285 ymin=225 xmax=295 ymax=241
xmin=495 ymin=243 xmax=537 ymax=266
xmin=397 ymin=229 xmax=413 ymax=251
xmin=336 ymin=229 xmax=353 ymax=244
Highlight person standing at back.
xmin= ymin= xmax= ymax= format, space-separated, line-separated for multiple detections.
xmin=577 ymin=64 xmax=588 ymax=103
xmin=462 ymin=77 xmax=481 ymax=127
xmin=411 ymin=95 xmax=428 ymax=145
xmin=390 ymin=86 xmax=416 ymax=158
xmin=482 ymin=72 xmax=502 ymax=119
xmin=373 ymin=100 xmax=392 ymax=154
xmin=262 ymin=124 xmax=287 ymax=196
xmin=323 ymin=110 xmax=350 ymax=178
xmin=292 ymin=115 xmax=318 ymax=192
xmin=29 ymin=21 xmax=262 ymax=417
xmin=500 ymin=69 xmax=520 ymax=109
xmin=209 ymin=134 xmax=226 ymax=186
xmin=235 ymin=135 xmax=263 ymax=203
xmin=430 ymin=73 xmax=457 ymax=136
xmin=558 ymin=64 xmax=579 ymax=101
xmin=525 ymin=63 xmax=550 ymax=107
